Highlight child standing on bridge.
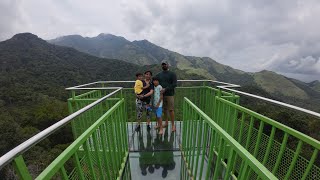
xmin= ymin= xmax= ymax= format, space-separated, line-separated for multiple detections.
xmin=152 ymin=77 xmax=163 ymax=135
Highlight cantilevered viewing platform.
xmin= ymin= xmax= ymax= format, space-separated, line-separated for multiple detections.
xmin=0 ymin=80 xmax=319 ymax=179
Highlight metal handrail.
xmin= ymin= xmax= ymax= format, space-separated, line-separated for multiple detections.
xmin=218 ymin=86 xmax=320 ymax=118
xmin=66 ymin=80 xmax=320 ymax=118
xmin=0 ymin=88 xmax=122 ymax=169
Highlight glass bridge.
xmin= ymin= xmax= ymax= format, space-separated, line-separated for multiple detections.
xmin=0 ymin=80 xmax=319 ymax=180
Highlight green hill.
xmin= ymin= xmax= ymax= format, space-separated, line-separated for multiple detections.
xmin=49 ymin=34 xmax=158 ymax=65
xmin=49 ymin=34 xmax=320 ymax=102
xmin=309 ymin=80 xmax=320 ymax=92
xmin=253 ymin=70 xmax=309 ymax=99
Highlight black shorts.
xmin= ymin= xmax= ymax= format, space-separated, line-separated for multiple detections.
xmin=142 ymin=97 xmax=151 ymax=104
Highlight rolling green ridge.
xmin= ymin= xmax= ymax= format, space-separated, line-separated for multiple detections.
xmin=309 ymin=80 xmax=320 ymax=92
xmin=49 ymin=33 xmax=158 ymax=65
xmin=50 ymin=34 xmax=320 ymax=104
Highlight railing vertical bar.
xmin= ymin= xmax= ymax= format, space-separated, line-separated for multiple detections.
xmin=301 ymin=149 xmax=318 ymax=180
xmin=205 ymin=129 xmax=216 ymax=180
xmin=223 ymin=149 xmax=236 ymax=180
xmin=213 ymin=137 xmax=224 ymax=180
xmin=239 ymin=162 xmax=249 ymax=180
xmin=231 ymin=103 xmax=238 ymax=138
xmin=199 ymin=122 xmax=208 ymax=179
xmin=225 ymin=103 xmax=231 ymax=134
xmin=239 ymin=116 xmax=254 ymax=176
xmin=187 ymin=105 xmax=194 ymax=166
xmin=262 ymin=126 xmax=276 ymax=165
xmin=83 ymin=140 xmax=97 ymax=179
xmin=60 ymin=166 xmax=68 ymax=180
xmin=121 ymin=102 xmax=128 ymax=153
xmin=92 ymin=131 xmax=105 ymax=179
xmin=254 ymin=121 xmax=265 ymax=157
xmin=100 ymin=123 xmax=112 ymax=180
xmin=190 ymin=108 xmax=199 ymax=173
xmin=284 ymin=140 xmax=303 ymax=179
xmin=115 ymin=108 xmax=124 ymax=157
xmin=237 ymin=112 xmax=246 ymax=143
xmin=13 ymin=155 xmax=32 ymax=180
xmin=185 ymin=103 xmax=190 ymax=161
xmin=245 ymin=116 xmax=254 ymax=149
xmin=272 ymin=132 xmax=289 ymax=174
xmin=199 ymin=86 xmax=203 ymax=110
xmin=73 ymin=152 xmax=85 ymax=180
xmin=110 ymin=113 xmax=120 ymax=173
xmin=106 ymin=117 xmax=118 ymax=177
xmin=182 ymin=100 xmax=187 ymax=151
xmin=194 ymin=116 xmax=204 ymax=178
xmin=68 ymin=100 xmax=77 ymax=139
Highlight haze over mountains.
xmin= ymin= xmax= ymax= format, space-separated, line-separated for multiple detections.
xmin=49 ymin=33 xmax=320 ymax=103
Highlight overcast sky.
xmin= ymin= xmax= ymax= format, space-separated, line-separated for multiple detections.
xmin=1 ymin=0 xmax=320 ymax=82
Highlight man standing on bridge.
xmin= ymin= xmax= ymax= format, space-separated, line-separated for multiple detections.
xmin=156 ymin=60 xmax=177 ymax=132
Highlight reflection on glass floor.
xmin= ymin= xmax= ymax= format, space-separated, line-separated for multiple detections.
xmin=126 ymin=122 xmax=210 ymax=179
xmin=128 ymin=122 xmax=182 ymax=151
xmin=129 ymin=124 xmax=181 ymax=179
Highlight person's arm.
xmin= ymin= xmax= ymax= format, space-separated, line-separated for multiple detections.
xmin=142 ymin=82 xmax=150 ymax=89
xmin=143 ymin=89 xmax=154 ymax=98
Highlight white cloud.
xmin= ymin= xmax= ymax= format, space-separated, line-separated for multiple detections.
xmin=1 ymin=0 xmax=320 ymax=81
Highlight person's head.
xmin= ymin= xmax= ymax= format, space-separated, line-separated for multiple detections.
xmin=135 ymin=73 xmax=143 ymax=80
xmin=141 ymin=168 xmax=147 ymax=176
xmin=144 ymin=71 xmax=152 ymax=80
xmin=152 ymin=77 xmax=159 ymax=86
xmin=161 ymin=60 xmax=169 ymax=71
xmin=148 ymin=165 xmax=155 ymax=174
xmin=162 ymin=168 xmax=168 ymax=178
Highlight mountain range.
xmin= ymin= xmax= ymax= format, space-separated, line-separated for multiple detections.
xmin=50 ymin=34 xmax=320 ymax=109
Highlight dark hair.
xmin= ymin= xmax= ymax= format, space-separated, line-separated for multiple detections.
xmin=144 ymin=70 xmax=152 ymax=75
xmin=135 ymin=73 xmax=143 ymax=77
xmin=152 ymin=77 xmax=159 ymax=81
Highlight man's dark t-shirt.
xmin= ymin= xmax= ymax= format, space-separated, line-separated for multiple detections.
xmin=156 ymin=70 xmax=177 ymax=96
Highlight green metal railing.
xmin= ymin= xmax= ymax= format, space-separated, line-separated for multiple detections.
xmin=214 ymin=95 xmax=320 ymax=179
xmin=181 ymin=97 xmax=277 ymax=180
xmin=37 ymin=99 xmax=128 ymax=179
xmin=1 ymin=80 xmax=320 ymax=180
xmin=0 ymin=88 xmax=130 ymax=180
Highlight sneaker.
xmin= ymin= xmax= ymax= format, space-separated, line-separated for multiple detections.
xmin=135 ymin=125 xmax=141 ymax=132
